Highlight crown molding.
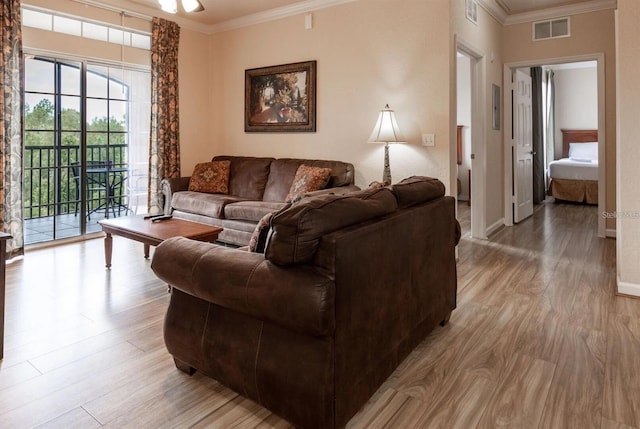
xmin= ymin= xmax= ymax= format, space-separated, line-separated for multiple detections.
xmin=208 ymin=0 xmax=358 ymax=34
xmin=476 ymin=0 xmax=508 ymax=24
xmin=504 ymin=0 xmax=617 ymax=25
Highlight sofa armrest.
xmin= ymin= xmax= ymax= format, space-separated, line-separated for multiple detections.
xmin=161 ymin=177 xmax=191 ymax=214
xmin=303 ymin=184 xmax=360 ymax=198
xmin=151 ymin=237 xmax=335 ymax=336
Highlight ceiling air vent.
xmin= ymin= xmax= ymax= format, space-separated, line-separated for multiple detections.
xmin=533 ymin=17 xmax=570 ymax=41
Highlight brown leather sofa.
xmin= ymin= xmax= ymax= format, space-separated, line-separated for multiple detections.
xmin=151 ymin=176 xmax=460 ymax=429
xmin=161 ymin=155 xmax=359 ymax=246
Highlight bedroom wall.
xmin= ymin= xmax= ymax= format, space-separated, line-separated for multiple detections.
xmin=503 ymin=9 xmax=616 ymax=230
xmin=207 ymin=0 xmax=453 ymax=191
xmin=451 ymin=0 xmax=504 ymax=234
xmin=552 ymin=66 xmax=598 ymax=160
xmin=616 ymin=1 xmax=640 ymax=295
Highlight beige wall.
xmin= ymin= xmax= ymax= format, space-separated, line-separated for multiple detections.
xmin=553 ymin=66 xmax=598 ymax=159
xmin=616 ymin=1 xmax=640 ymax=293
xmin=178 ymin=28 xmax=213 ymax=175
xmin=451 ymin=1 xmax=504 ymax=233
xmin=206 ymin=0 xmax=452 ymax=190
xmin=503 ymin=10 xmax=616 ymax=230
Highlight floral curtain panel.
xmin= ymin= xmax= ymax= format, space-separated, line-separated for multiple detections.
xmin=0 ymin=0 xmax=24 ymax=258
xmin=149 ymin=17 xmax=180 ymax=214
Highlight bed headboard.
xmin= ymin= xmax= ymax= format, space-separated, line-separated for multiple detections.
xmin=562 ymin=129 xmax=598 ymax=158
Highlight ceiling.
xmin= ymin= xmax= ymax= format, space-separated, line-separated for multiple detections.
xmin=88 ymin=0 xmax=609 ymax=32
xmin=496 ymin=0 xmax=595 ymax=14
xmin=126 ymin=0 xmax=302 ymax=26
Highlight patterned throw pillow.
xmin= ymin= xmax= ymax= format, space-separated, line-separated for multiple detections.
xmin=286 ymin=165 xmax=332 ymax=202
xmin=249 ymin=211 xmax=275 ymax=253
xmin=188 ymin=161 xmax=231 ymax=194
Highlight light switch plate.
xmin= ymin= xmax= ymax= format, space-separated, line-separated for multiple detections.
xmin=422 ymin=134 xmax=435 ymax=146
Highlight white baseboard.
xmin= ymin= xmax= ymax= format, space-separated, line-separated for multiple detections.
xmin=486 ymin=218 xmax=505 ymax=237
xmin=606 ymin=228 xmax=616 ymax=238
xmin=617 ymin=279 xmax=640 ymax=297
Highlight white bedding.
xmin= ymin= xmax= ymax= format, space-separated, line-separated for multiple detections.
xmin=548 ymin=158 xmax=598 ymax=181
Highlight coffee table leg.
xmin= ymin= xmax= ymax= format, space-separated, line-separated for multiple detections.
xmin=144 ymin=243 xmax=150 ymax=260
xmin=104 ymin=233 xmax=113 ymax=268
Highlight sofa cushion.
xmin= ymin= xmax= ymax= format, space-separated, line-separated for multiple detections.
xmin=262 ymin=159 xmax=355 ymax=202
xmin=265 ymin=187 xmax=398 ymax=266
xmin=212 ymin=156 xmax=274 ymax=200
xmin=286 ymin=165 xmax=332 ymax=202
xmin=390 ymin=176 xmax=445 ymax=208
xmin=188 ymin=160 xmax=230 ymax=194
xmin=172 ymin=191 xmax=247 ymax=218
xmin=224 ymin=201 xmax=288 ymax=222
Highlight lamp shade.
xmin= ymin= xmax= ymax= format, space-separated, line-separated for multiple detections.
xmin=368 ymin=104 xmax=406 ymax=144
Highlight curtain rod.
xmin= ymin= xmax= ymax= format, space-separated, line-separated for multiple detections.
xmin=70 ymin=0 xmax=153 ymax=22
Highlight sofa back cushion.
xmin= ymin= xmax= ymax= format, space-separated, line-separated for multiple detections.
xmin=390 ymin=176 xmax=445 ymax=208
xmin=265 ymin=187 xmax=398 ymax=266
xmin=212 ymin=156 xmax=274 ymax=200
xmin=262 ymin=158 xmax=355 ymax=202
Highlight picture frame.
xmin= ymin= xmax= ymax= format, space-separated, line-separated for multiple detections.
xmin=465 ymin=0 xmax=478 ymax=25
xmin=245 ymin=60 xmax=317 ymax=132
xmin=492 ymin=83 xmax=501 ymax=130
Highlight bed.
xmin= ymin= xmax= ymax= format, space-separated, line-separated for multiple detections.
xmin=548 ymin=129 xmax=598 ymax=204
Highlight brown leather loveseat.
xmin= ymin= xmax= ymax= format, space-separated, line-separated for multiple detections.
xmin=151 ymin=176 xmax=460 ymax=429
xmin=162 ymin=155 xmax=358 ymax=246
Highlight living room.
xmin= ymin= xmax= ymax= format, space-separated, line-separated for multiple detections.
xmin=2 ymin=0 xmax=640 ymax=427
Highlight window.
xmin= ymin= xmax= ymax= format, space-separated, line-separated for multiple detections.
xmin=24 ymin=55 xmax=150 ymax=244
xmin=22 ymin=5 xmax=151 ymax=50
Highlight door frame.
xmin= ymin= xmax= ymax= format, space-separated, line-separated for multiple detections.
xmin=503 ymin=53 xmax=606 ymax=238
xmin=456 ymin=37 xmax=487 ymax=239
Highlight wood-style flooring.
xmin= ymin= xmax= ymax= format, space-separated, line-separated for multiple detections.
xmin=1 ymin=200 xmax=638 ymax=428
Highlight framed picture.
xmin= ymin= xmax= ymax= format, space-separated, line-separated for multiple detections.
xmin=245 ymin=60 xmax=317 ymax=132
xmin=465 ymin=0 xmax=478 ymax=25
xmin=492 ymin=84 xmax=501 ymax=130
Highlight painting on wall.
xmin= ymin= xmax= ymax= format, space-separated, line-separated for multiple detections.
xmin=465 ymin=0 xmax=478 ymax=25
xmin=245 ymin=61 xmax=317 ymax=132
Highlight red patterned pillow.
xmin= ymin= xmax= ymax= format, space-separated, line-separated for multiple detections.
xmin=188 ymin=161 xmax=231 ymax=194
xmin=286 ymin=165 xmax=332 ymax=202
xmin=249 ymin=211 xmax=275 ymax=253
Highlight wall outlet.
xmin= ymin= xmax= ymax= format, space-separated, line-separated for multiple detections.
xmin=422 ymin=133 xmax=435 ymax=146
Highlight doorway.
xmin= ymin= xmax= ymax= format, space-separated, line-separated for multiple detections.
xmin=456 ymin=43 xmax=485 ymax=239
xmin=503 ymin=54 xmax=606 ymax=237
xmin=23 ymin=54 xmax=151 ymax=244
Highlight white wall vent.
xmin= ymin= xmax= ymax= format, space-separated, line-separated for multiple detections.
xmin=532 ymin=17 xmax=570 ymax=41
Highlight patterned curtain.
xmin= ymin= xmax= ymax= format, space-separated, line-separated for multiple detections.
xmin=149 ymin=17 xmax=180 ymax=214
xmin=0 ymin=0 xmax=24 ymax=258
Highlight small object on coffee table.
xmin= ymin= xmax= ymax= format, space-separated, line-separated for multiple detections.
xmin=98 ymin=215 xmax=222 ymax=268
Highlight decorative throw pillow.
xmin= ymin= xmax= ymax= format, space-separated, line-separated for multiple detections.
xmin=286 ymin=165 xmax=332 ymax=202
xmin=249 ymin=211 xmax=275 ymax=253
xmin=188 ymin=160 xmax=231 ymax=194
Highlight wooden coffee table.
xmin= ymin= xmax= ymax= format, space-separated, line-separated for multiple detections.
xmin=98 ymin=216 xmax=223 ymax=268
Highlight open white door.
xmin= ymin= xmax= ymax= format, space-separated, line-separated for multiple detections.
xmin=513 ymin=69 xmax=534 ymax=223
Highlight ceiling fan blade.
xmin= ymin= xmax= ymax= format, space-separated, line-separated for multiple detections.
xmin=181 ymin=0 xmax=204 ymax=12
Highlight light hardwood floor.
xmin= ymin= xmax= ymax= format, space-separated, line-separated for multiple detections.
xmin=1 ymin=201 xmax=638 ymax=428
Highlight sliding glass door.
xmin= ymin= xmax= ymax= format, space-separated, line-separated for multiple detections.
xmin=24 ymin=55 xmax=150 ymax=244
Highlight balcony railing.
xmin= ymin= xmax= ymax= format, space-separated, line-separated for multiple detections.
xmin=24 ymin=144 xmax=129 ymax=220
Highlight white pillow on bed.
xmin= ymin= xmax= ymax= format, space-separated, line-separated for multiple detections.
xmin=569 ymin=142 xmax=598 ymax=161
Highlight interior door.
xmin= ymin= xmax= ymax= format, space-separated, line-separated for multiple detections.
xmin=513 ymin=69 xmax=534 ymax=223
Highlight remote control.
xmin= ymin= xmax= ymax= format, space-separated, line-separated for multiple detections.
xmin=151 ymin=215 xmax=173 ymax=222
